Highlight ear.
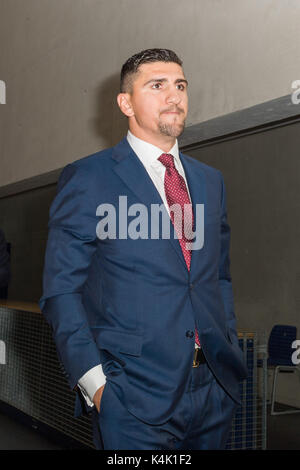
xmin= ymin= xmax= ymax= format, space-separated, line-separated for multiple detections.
xmin=117 ymin=93 xmax=134 ymax=117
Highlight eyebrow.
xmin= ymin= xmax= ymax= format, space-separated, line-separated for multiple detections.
xmin=143 ymin=78 xmax=189 ymax=87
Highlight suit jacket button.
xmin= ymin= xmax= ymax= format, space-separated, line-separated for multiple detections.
xmin=186 ymin=330 xmax=194 ymax=338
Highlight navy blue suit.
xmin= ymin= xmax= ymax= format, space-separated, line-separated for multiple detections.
xmin=39 ymin=137 xmax=248 ymax=447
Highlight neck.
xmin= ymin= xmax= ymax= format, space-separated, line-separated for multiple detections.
xmin=128 ymin=127 xmax=176 ymax=153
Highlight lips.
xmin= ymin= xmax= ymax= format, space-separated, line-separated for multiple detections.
xmin=161 ymin=110 xmax=181 ymax=114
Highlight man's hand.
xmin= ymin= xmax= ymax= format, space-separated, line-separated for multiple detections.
xmin=93 ymin=384 xmax=106 ymax=413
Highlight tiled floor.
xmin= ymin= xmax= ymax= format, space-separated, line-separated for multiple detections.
xmin=0 ymin=403 xmax=299 ymax=450
xmin=0 ymin=411 xmax=61 ymax=450
xmin=267 ymin=403 xmax=300 ymax=450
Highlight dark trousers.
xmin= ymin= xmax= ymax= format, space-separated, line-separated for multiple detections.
xmin=91 ymin=361 xmax=238 ymax=450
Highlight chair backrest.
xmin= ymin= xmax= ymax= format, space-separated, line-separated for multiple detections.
xmin=268 ymin=324 xmax=297 ymax=366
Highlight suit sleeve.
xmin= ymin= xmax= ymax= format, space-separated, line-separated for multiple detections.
xmin=218 ymin=171 xmax=239 ymax=341
xmin=39 ymin=163 xmax=102 ymax=390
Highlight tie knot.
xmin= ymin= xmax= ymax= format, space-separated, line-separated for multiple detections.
xmin=158 ymin=153 xmax=175 ymax=169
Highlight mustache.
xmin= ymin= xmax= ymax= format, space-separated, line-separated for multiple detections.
xmin=160 ymin=106 xmax=184 ymax=114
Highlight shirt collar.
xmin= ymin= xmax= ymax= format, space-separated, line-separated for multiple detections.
xmin=127 ymin=130 xmax=180 ymax=168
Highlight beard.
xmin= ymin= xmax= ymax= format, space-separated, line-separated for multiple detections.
xmin=158 ymin=118 xmax=186 ymax=137
xmin=157 ymin=107 xmax=186 ymax=137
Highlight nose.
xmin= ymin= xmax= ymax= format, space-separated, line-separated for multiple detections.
xmin=165 ymin=87 xmax=181 ymax=105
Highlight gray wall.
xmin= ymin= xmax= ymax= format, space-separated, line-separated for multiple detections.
xmin=0 ymin=184 xmax=56 ymax=302
xmin=1 ymin=0 xmax=300 ymax=186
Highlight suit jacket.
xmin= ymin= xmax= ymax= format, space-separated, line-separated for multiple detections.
xmin=39 ymin=137 xmax=248 ymax=425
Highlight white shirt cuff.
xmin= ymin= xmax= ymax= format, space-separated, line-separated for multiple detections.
xmin=77 ymin=364 xmax=106 ymax=407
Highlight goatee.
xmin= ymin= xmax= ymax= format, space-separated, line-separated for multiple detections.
xmin=158 ymin=120 xmax=185 ymax=138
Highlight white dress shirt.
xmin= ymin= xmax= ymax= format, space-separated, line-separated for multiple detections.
xmin=78 ymin=130 xmax=198 ymax=408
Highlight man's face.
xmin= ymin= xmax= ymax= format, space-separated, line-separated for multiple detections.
xmin=120 ymin=61 xmax=188 ymax=140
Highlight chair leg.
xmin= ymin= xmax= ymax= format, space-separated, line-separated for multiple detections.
xmin=271 ymin=366 xmax=300 ymax=415
xmin=266 ymin=368 xmax=273 ymax=405
xmin=270 ymin=366 xmax=277 ymax=415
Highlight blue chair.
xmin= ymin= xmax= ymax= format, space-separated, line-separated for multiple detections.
xmin=267 ymin=325 xmax=300 ymax=415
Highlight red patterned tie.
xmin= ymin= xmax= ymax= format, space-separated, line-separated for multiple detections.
xmin=158 ymin=153 xmax=200 ymax=347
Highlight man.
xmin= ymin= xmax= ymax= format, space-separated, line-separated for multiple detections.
xmin=40 ymin=48 xmax=248 ymax=450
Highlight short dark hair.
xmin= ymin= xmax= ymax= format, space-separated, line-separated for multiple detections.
xmin=120 ymin=48 xmax=183 ymax=93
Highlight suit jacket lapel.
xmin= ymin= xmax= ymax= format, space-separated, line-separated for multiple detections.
xmin=111 ymin=138 xmax=187 ymax=272
xmin=180 ymin=152 xmax=207 ymax=278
